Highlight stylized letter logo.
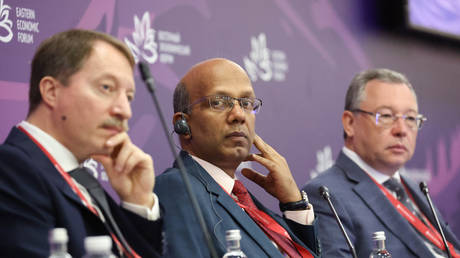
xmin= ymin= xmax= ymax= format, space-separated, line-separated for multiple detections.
xmin=124 ymin=12 xmax=158 ymax=64
xmin=0 ymin=0 xmax=13 ymax=43
xmin=244 ymin=33 xmax=272 ymax=82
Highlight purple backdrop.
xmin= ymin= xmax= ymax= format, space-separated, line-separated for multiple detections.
xmin=1 ymin=0 xmax=459 ymax=238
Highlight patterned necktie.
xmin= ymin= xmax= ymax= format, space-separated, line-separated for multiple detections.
xmin=383 ymin=178 xmax=423 ymax=220
xmin=232 ymin=180 xmax=305 ymax=258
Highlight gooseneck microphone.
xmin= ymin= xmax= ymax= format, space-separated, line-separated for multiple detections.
xmin=419 ymin=182 xmax=452 ymax=258
xmin=319 ymin=186 xmax=358 ymax=258
xmin=138 ymin=62 xmax=218 ymax=258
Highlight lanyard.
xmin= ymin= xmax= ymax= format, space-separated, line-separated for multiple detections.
xmin=236 ymin=202 xmax=313 ymax=258
xmin=18 ymin=126 xmax=140 ymax=258
xmin=368 ymin=173 xmax=459 ymax=257
xmin=18 ymin=126 xmax=98 ymax=214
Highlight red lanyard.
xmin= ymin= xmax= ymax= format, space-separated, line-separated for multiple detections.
xmin=18 ymin=126 xmax=98 ymax=214
xmin=368 ymin=174 xmax=459 ymax=257
xmin=18 ymin=126 xmax=140 ymax=258
xmin=236 ymin=202 xmax=313 ymax=258
xmin=219 ymin=183 xmax=313 ymax=258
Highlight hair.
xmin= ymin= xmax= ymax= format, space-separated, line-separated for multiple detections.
xmin=28 ymin=29 xmax=135 ymax=115
xmin=173 ymin=82 xmax=190 ymax=113
xmin=343 ymin=68 xmax=417 ymax=139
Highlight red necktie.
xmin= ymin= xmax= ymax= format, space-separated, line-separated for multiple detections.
xmin=232 ymin=180 xmax=312 ymax=258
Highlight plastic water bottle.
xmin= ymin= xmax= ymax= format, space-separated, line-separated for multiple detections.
xmin=222 ymin=229 xmax=247 ymax=258
xmin=48 ymin=228 xmax=72 ymax=258
xmin=369 ymin=231 xmax=392 ymax=257
xmin=83 ymin=236 xmax=116 ymax=258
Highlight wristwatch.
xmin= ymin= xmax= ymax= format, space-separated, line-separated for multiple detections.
xmin=279 ymin=190 xmax=310 ymax=212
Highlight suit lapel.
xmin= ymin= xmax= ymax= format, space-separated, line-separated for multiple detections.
xmin=336 ymin=152 xmax=434 ymax=257
xmin=176 ymin=151 xmax=283 ymax=257
xmin=6 ymin=127 xmax=91 ymax=210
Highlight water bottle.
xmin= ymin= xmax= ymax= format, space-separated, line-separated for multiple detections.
xmin=222 ymin=229 xmax=247 ymax=258
xmin=83 ymin=236 xmax=116 ymax=258
xmin=369 ymin=231 xmax=392 ymax=257
xmin=48 ymin=228 xmax=72 ymax=258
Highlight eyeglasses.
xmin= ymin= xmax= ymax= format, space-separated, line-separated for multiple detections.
xmin=352 ymin=109 xmax=427 ymax=130
xmin=185 ymin=95 xmax=263 ymax=114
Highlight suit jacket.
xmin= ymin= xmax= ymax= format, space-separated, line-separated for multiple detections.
xmin=0 ymin=127 xmax=162 ymax=258
xmin=155 ymin=151 xmax=320 ymax=258
xmin=302 ymin=151 xmax=460 ymax=258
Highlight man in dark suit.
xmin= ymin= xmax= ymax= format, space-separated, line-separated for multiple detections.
xmin=155 ymin=58 xmax=320 ymax=257
xmin=302 ymin=68 xmax=460 ymax=257
xmin=0 ymin=29 xmax=162 ymax=257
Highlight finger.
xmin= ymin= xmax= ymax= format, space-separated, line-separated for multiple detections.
xmin=113 ymin=141 xmax=134 ymax=173
xmin=252 ymin=134 xmax=267 ymax=154
xmin=122 ymin=150 xmax=148 ymax=175
xmin=248 ymin=153 xmax=277 ymax=172
xmin=253 ymin=134 xmax=277 ymax=157
xmin=241 ymin=168 xmax=266 ymax=188
xmin=105 ymin=132 xmax=129 ymax=148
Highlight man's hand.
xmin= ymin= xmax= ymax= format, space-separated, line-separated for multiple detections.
xmin=91 ymin=132 xmax=155 ymax=208
xmin=241 ymin=134 xmax=302 ymax=203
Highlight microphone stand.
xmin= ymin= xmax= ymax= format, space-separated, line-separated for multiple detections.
xmin=419 ymin=182 xmax=452 ymax=258
xmin=319 ymin=186 xmax=358 ymax=258
xmin=138 ymin=62 xmax=218 ymax=258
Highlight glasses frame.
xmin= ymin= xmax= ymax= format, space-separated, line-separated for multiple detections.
xmin=184 ymin=95 xmax=263 ymax=114
xmin=352 ymin=108 xmax=427 ymax=130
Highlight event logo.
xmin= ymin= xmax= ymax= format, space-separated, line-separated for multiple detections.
xmin=243 ymin=33 xmax=288 ymax=82
xmin=309 ymin=145 xmax=334 ymax=179
xmin=0 ymin=1 xmax=39 ymax=44
xmin=124 ymin=12 xmax=158 ymax=64
xmin=15 ymin=6 xmax=39 ymax=44
xmin=0 ymin=0 xmax=13 ymax=43
xmin=124 ymin=11 xmax=191 ymax=65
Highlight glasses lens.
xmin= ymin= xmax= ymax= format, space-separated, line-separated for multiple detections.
xmin=209 ymin=96 xmax=229 ymax=110
xmin=376 ymin=113 xmax=393 ymax=126
xmin=208 ymin=96 xmax=262 ymax=114
xmin=403 ymin=115 xmax=418 ymax=129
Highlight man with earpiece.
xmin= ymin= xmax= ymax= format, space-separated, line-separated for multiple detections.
xmin=154 ymin=58 xmax=321 ymax=258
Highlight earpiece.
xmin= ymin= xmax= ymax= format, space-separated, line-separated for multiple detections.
xmin=174 ymin=113 xmax=191 ymax=135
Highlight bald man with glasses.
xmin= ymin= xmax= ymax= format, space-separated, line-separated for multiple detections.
xmin=155 ymin=58 xmax=321 ymax=258
xmin=302 ymin=68 xmax=460 ymax=257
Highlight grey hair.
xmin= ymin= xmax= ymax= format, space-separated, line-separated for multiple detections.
xmin=173 ymin=82 xmax=190 ymax=113
xmin=343 ymin=68 xmax=417 ymax=138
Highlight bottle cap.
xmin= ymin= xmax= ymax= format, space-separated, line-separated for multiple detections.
xmin=49 ymin=228 xmax=69 ymax=243
xmin=226 ymin=229 xmax=242 ymax=241
xmin=84 ymin=236 xmax=112 ymax=253
xmin=372 ymin=231 xmax=386 ymax=241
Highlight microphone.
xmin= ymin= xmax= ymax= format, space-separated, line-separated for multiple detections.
xmin=138 ymin=61 xmax=155 ymax=93
xmin=138 ymin=62 xmax=218 ymax=258
xmin=419 ymin=182 xmax=452 ymax=258
xmin=319 ymin=186 xmax=358 ymax=258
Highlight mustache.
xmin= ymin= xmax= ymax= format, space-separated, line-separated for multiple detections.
xmin=101 ymin=118 xmax=129 ymax=132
